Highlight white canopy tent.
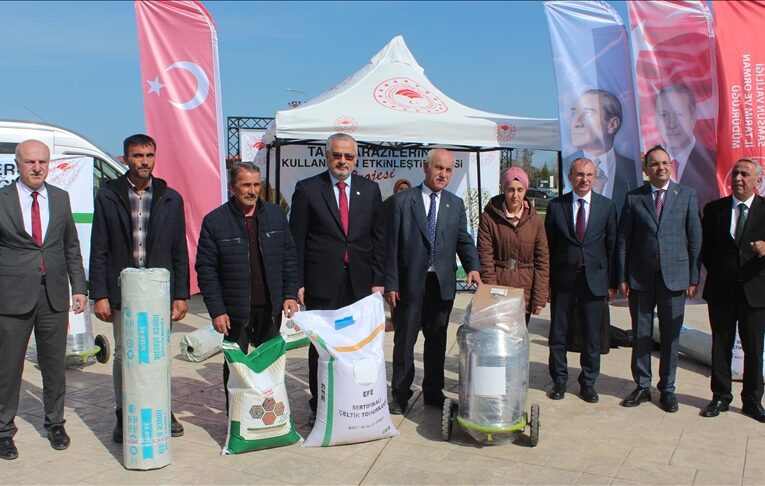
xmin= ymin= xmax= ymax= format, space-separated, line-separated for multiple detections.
xmin=263 ymin=35 xmax=560 ymax=150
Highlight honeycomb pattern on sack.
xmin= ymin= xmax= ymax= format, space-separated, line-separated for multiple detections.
xmin=249 ymin=397 xmax=286 ymax=422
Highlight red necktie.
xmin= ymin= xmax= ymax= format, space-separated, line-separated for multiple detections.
xmin=337 ymin=181 xmax=349 ymax=264
xmin=32 ymin=191 xmax=45 ymax=274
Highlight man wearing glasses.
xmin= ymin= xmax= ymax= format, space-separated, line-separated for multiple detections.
xmin=289 ymin=133 xmax=385 ymax=426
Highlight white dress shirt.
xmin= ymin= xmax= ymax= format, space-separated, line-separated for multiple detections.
xmin=730 ymin=194 xmax=754 ymax=239
xmin=650 ymin=181 xmax=671 ymax=207
xmin=16 ymin=180 xmax=50 ymax=240
xmin=328 ymin=172 xmax=352 ymax=210
xmin=421 ymin=184 xmax=441 ymax=221
xmin=572 ymin=190 xmax=592 ymax=231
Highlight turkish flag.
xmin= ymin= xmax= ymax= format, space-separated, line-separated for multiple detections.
xmin=135 ymin=0 xmax=226 ymax=294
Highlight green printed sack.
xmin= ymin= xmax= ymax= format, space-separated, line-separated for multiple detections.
xmin=222 ymin=336 xmax=301 ymax=454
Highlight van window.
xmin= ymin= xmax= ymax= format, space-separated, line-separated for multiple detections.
xmin=0 ymin=142 xmax=18 ymax=155
xmin=94 ymin=157 xmax=121 ymax=197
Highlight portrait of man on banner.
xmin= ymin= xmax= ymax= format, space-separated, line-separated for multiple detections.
xmin=562 ymin=88 xmax=639 ymax=213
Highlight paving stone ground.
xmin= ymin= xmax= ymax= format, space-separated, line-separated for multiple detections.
xmin=5 ymin=293 xmax=764 ymax=485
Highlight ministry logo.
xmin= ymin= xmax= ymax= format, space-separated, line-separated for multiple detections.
xmin=334 ymin=116 xmax=358 ymax=133
xmin=495 ymin=122 xmax=517 ymax=142
xmin=374 ymin=77 xmax=447 ymax=114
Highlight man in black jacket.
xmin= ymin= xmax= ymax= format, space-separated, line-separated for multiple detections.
xmin=196 ymin=162 xmax=299 ymax=409
xmin=89 ymin=134 xmax=190 ymax=442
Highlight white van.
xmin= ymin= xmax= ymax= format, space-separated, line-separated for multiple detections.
xmin=0 ymin=119 xmax=126 ymax=194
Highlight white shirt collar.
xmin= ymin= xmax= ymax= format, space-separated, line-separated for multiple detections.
xmin=650 ymin=181 xmax=671 ymax=192
xmin=16 ymin=179 xmax=47 ymax=199
xmin=328 ymin=172 xmax=351 ymax=189
xmin=732 ymin=193 xmax=755 ymax=208
xmin=572 ymin=190 xmax=591 ymax=205
xmin=422 ymin=184 xmax=441 ymax=198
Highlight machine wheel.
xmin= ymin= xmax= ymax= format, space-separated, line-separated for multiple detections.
xmin=95 ymin=334 xmax=111 ymax=364
xmin=529 ymin=402 xmax=540 ymax=447
xmin=441 ymin=398 xmax=454 ymax=441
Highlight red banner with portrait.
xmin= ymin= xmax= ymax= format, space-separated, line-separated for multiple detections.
xmin=629 ymin=0 xmax=719 ymax=209
xmin=715 ymin=0 xmax=765 ymax=197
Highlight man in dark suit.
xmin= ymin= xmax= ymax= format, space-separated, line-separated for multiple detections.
xmin=563 ymin=89 xmax=640 ymax=215
xmin=289 ymin=133 xmax=385 ymax=424
xmin=617 ymin=145 xmax=702 ymax=412
xmin=385 ymin=148 xmax=481 ymax=414
xmin=0 ymin=140 xmax=87 ymax=460
xmin=89 ymin=134 xmax=189 ymax=442
xmin=545 ymin=157 xmax=617 ymax=403
xmin=700 ymin=158 xmax=765 ymax=422
xmin=655 ymin=85 xmax=719 ymax=209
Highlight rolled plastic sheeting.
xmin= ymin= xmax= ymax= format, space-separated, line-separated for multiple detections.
xmin=179 ymin=324 xmax=223 ymax=362
xmin=121 ymin=268 xmax=172 ymax=470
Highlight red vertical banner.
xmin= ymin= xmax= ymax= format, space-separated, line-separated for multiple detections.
xmin=629 ymin=1 xmax=719 ymax=209
xmin=135 ymin=0 xmax=226 ymax=293
xmin=715 ymin=1 xmax=765 ymax=197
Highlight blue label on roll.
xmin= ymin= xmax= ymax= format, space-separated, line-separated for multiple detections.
xmin=141 ymin=408 xmax=153 ymax=459
xmin=138 ymin=312 xmax=149 ymax=364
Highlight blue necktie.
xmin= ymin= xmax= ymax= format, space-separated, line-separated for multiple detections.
xmin=428 ymin=193 xmax=437 ymax=268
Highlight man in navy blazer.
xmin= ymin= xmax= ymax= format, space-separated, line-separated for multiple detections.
xmin=385 ymin=149 xmax=481 ymax=414
xmin=289 ymin=133 xmax=385 ymax=423
xmin=617 ymin=145 xmax=702 ymax=412
xmin=700 ymin=158 xmax=765 ymax=422
xmin=545 ymin=158 xmax=617 ymax=403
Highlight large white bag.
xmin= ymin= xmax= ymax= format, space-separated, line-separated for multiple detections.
xmin=279 ymin=308 xmax=309 ymax=350
xmin=120 ymin=268 xmax=172 ymax=470
xmin=292 ymin=293 xmax=398 ymax=447
xmin=179 ymin=324 xmax=223 ymax=362
xmin=731 ymin=326 xmax=765 ymax=382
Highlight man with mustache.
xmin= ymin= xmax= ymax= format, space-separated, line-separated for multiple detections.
xmin=89 ymin=134 xmax=189 ymax=442
xmin=196 ymin=162 xmax=298 ymax=411
xmin=385 ymin=148 xmax=481 ymax=414
xmin=617 ymin=145 xmax=702 ymax=412
xmin=700 ymin=158 xmax=765 ymax=422
xmin=545 ymin=157 xmax=617 ymax=403
xmin=289 ymin=133 xmax=385 ymax=426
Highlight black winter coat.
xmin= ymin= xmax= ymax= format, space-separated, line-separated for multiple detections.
xmin=195 ymin=199 xmax=298 ymax=328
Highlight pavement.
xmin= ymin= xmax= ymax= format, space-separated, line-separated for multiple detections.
xmin=5 ymin=293 xmax=765 ymax=485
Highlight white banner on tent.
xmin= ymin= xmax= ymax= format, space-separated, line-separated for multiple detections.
xmin=239 ymin=129 xmax=268 ymax=165
xmin=275 ymin=146 xmax=499 ymax=240
xmin=0 ymin=154 xmax=94 ymax=274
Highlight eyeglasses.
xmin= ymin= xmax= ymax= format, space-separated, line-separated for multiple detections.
xmin=330 ymin=152 xmax=356 ymax=161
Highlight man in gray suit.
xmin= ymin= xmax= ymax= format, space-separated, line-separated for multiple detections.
xmin=617 ymin=145 xmax=702 ymax=412
xmin=385 ymin=148 xmax=481 ymax=414
xmin=0 ymin=140 xmax=87 ymax=460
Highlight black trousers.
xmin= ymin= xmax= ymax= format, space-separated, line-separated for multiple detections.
xmin=391 ymin=273 xmax=454 ymax=405
xmin=708 ymin=283 xmax=765 ymax=406
xmin=0 ymin=282 xmax=67 ymax=439
xmin=548 ymin=270 xmax=604 ymax=387
xmin=223 ymin=305 xmax=276 ymax=412
xmin=305 ymin=267 xmax=356 ymax=413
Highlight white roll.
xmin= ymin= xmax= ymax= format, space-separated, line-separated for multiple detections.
xmin=120 ymin=268 xmax=172 ymax=470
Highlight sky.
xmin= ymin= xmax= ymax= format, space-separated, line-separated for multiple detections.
xmin=0 ymin=1 xmax=630 ymax=165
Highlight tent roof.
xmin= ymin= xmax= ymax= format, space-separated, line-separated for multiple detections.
xmin=263 ymin=36 xmax=560 ymax=151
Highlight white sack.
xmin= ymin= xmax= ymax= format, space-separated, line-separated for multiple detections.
xmin=292 ymin=293 xmax=398 ymax=447
xmin=179 ymin=324 xmax=223 ymax=362
xmin=120 ymin=268 xmax=172 ymax=470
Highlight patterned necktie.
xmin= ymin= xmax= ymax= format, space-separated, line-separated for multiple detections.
xmin=670 ymin=159 xmax=680 ymax=183
xmin=735 ymin=203 xmax=748 ymax=244
xmin=593 ymin=158 xmax=608 ymax=193
xmin=575 ymin=198 xmax=586 ymax=267
xmin=31 ymin=191 xmax=45 ymax=273
xmin=655 ymin=189 xmax=665 ymax=219
xmin=428 ymin=192 xmax=437 ymax=268
xmin=337 ymin=181 xmax=349 ymax=264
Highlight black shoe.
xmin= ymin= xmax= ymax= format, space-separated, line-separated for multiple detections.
xmin=548 ymin=383 xmax=566 ymax=400
xmin=701 ymin=400 xmax=729 ymax=418
xmin=0 ymin=438 xmax=18 ymax=460
xmin=388 ymin=401 xmax=407 ymax=415
xmin=423 ymin=393 xmax=446 ymax=408
xmin=741 ymin=403 xmax=765 ymax=423
xmin=579 ymin=386 xmax=599 ymax=403
xmin=621 ymin=387 xmax=651 ymax=407
xmin=660 ymin=392 xmax=679 ymax=413
xmin=171 ymin=413 xmax=184 ymax=437
xmin=113 ymin=408 xmax=123 ymax=443
xmin=47 ymin=425 xmax=70 ymax=450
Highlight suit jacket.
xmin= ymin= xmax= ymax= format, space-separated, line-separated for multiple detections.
xmin=289 ymin=171 xmax=385 ymax=302
xmin=384 ymin=185 xmax=479 ymax=302
xmin=89 ymin=174 xmax=190 ymax=309
xmin=702 ymin=195 xmax=765 ymax=308
xmin=0 ymin=181 xmax=86 ymax=314
xmin=563 ymin=150 xmax=639 ymax=217
xmin=545 ymin=191 xmax=617 ymax=296
xmin=617 ymin=182 xmax=702 ymax=292
xmin=679 ymin=142 xmax=719 ymax=211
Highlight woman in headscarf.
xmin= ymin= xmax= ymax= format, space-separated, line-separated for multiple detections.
xmin=477 ymin=167 xmax=549 ymax=322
